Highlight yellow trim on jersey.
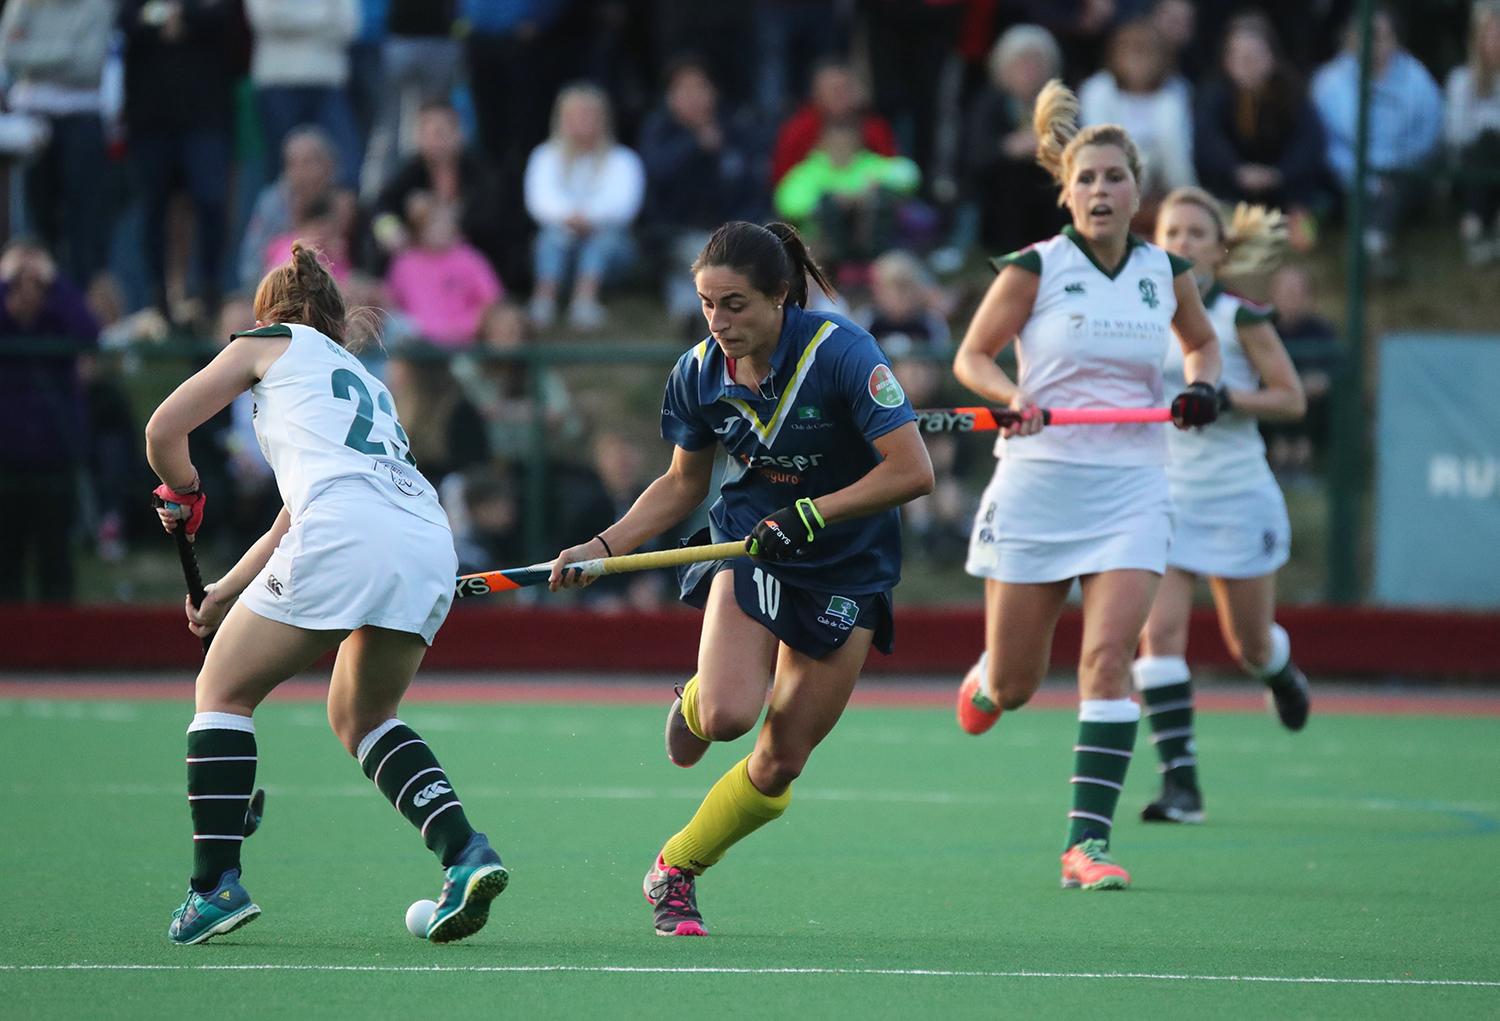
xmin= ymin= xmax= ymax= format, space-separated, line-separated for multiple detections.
xmin=721 ymin=320 xmax=838 ymax=446
xmin=692 ymin=339 xmax=710 ymax=365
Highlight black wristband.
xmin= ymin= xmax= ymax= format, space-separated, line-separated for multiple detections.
xmin=594 ymin=534 xmax=614 ymax=558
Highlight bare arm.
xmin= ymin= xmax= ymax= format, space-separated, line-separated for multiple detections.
xmin=216 ymin=507 xmax=293 ymax=600
xmin=1170 ymin=274 xmax=1222 ymax=387
xmin=809 ymin=421 xmax=934 ymax=525
xmin=145 ymin=336 xmax=288 ymax=491
xmin=1225 ymin=321 xmax=1306 ymax=422
xmin=184 ymin=506 xmax=293 ymax=637
xmin=548 ymin=444 xmax=717 ymax=588
xmin=953 ymin=265 xmax=1037 ymax=405
xmin=952 ymin=266 xmax=1042 ymax=437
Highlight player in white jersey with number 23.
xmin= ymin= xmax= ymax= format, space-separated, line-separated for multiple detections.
xmin=146 ymin=243 xmax=507 ymax=946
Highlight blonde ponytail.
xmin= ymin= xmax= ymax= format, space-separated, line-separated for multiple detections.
xmin=1159 ymin=187 xmax=1288 ymax=278
xmin=1032 ymin=78 xmax=1145 ymax=207
xmin=1222 ymin=202 xmax=1289 ymax=277
xmin=1033 ymin=78 xmax=1081 ymax=186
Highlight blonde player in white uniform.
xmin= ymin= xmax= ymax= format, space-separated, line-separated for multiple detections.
xmin=950 ymin=80 xmax=1222 ymax=891
xmin=1133 ymin=187 xmax=1311 ymax=825
xmin=146 ymin=243 xmax=507 ymax=946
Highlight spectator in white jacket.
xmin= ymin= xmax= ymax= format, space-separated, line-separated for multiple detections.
xmin=523 ymin=82 xmax=645 ymax=331
xmin=246 ymin=0 xmax=362 ymax=188
xmin=1445 ymin=0 xmax=1500 ymax=265
xmin=1078 ymin=18 xmax=1195 ymax=228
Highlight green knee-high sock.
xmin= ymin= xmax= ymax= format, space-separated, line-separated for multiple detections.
xmin=357 ymin=719 xmax=477 ymax=867
xmin=1066 ymin=700 xmax=1140 ymax=848
xmin=186 ymin=712 xmax=258 ymax=892
xmin=1133 ymin=656 xmax=1198 ymax=790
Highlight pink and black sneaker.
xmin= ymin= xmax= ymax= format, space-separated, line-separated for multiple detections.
xmin=643 ymin=855 xmax=708 ymax=937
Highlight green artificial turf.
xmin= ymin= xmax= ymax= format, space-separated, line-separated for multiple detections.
xmin=1 ymin=694 xmax=1497 ymax=1019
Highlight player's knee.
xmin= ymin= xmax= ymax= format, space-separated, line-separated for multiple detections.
xmin=1080 ymin=643 xmax=1133 ymax=690
xmin=1141 ymin=620 xmax=1188 ymax=659
xmin=327 ymin=703 xmax=381 ymax=757
xmin=697 ymin=703 xmax=759 ymax=742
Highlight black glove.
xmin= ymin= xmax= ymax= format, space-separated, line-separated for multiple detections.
xmin=748 ymin=497 xmax=826 ymax=563
xmin=1171 ymin=381 xmax=1220 ymax=428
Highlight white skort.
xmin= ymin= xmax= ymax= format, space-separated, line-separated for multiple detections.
xmin=966 ymin=459 xmax=1173 ymax=583
xmin=238 ymin=478 xmax=457 ymax=644
xmin=1166 ymin=480 xmax=1290 ymax=578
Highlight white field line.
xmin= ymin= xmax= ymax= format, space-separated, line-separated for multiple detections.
xmin=0 ymin=964 xmax=1495 ymax=987
xmin=5 ymin=780 xmax=1497 ymax=815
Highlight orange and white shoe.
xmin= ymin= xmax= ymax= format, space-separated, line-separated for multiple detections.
xmin=1060 ymin=838 xmax=1131 ymax=891
xmin=957 ymin=654 xmax=1002 ymax=735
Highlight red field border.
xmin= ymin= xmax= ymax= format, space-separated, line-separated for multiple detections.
xmin=0 ymin=604 xmax=1496 ymax=679
xmin=1 ymin=678 xmax=1498 ymax=716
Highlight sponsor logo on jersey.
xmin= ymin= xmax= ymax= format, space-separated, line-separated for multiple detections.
xmin=867 ymin=364 xmax=905 ymax=408
xmin=797 ymin=405 xmax=821 ymax=420
xmin=742 ymin=452 xmax=825 ymax=472
xmin=412 ymin=780 xmax=452 ymax=807
xmin=376 ymin=457 xmax=424 ymax=497
xmin=824 ymin=595 xmax=859 ymax=627
xmin=1138 ymin=277 xmax=1160 ymax=309
xmin=1064 ymin=282 xmax=1086 ymax=296
xmin=265 ymin=575 xmax=283 ymax=597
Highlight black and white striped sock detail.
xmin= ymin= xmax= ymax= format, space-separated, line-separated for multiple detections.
xmin=186 ymin=711 xmax=257 ymax=892
xmin=1133 ymin=656 xmax=1198 ymax=783
xmin=357 ymin=719 xmax=475 ymax=867
xmin=1066 ymin=698 xmax=1140 ymax=847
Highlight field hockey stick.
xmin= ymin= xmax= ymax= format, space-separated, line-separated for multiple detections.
xmin=916 ymin=406 xmax=1172 ymax=433
xmin=153 ymin=493 xmax=266 ymax=830
xmin=455 ymin=539 xmax=753 ymax=599
xmin=153 ymin=494 xmax=212 ymax=652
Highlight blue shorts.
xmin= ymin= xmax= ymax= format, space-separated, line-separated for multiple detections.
xmin=679 ymin=550 xmax=894 ymax=660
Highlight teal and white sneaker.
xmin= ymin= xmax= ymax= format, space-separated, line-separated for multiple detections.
xmin=168 ymin=869 xmax=260 ymax=945
xmin=426 ymin=832 xmax=509 ymax=944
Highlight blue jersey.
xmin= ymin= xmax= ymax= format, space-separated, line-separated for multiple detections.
xmin=661 ymin=305 xmax=916 ymax=594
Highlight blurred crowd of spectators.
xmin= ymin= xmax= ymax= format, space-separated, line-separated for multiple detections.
xmin=1 ymin=0 xmax=1495 ymax=604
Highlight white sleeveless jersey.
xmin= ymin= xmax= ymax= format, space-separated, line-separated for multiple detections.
xmin=1162 ymin=285 xmax=1277 ymax=497
xmin=246 ymin=323 xmax=448 ymax=527
xmin=994 ymin=227 xmax=1186 ymax=466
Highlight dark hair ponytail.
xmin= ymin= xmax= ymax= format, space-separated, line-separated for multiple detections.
xmin=691 ymin=220 xmax=836 ymax=308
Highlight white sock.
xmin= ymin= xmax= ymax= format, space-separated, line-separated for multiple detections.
xmin=1132 ymin=656 xmax=1190 ymax=691
xmin=1247 ymin=624 xmax=1291 ymax=680
xmin=1079 ymin=698 xmax=1142 ymax=723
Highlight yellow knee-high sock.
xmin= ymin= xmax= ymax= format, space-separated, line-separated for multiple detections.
xmin=679 ymin=674 xmax=707 ymax=741
xmin=660 ymin=757 xmax=791 ymax=873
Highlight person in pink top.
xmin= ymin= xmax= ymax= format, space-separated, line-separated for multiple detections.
xmin=263 ymin=194 xmax=352 ymax=283
xmin=385 ymin=193 xmax=505 ymax=350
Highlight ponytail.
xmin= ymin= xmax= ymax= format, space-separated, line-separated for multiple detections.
xmin=1033 ymin=78 xmax=1081 ymax=186
xmin=1033 ymin=78 xmax=1145 ymax=206
xmin=1159 ymin=187 xmax=1288 ymax=278
xmin=1223 ymin=202 xmax=1288 ymax=276
xmin=253 ymin=241 xmax=376 ymax=351
xmin=692 ymin=220 xmax=837 ymax=308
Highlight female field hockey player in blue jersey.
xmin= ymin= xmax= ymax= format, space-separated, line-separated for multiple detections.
xmin=549 ymin=220 xmax=934 ymax=936
xmin=951 ymin=80 xmax=1223 ymax=891
xmin=147 ymin=244 xmax=506 ymax=945
xmin=1133 ymin=187 xmax=1310 ymax=825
